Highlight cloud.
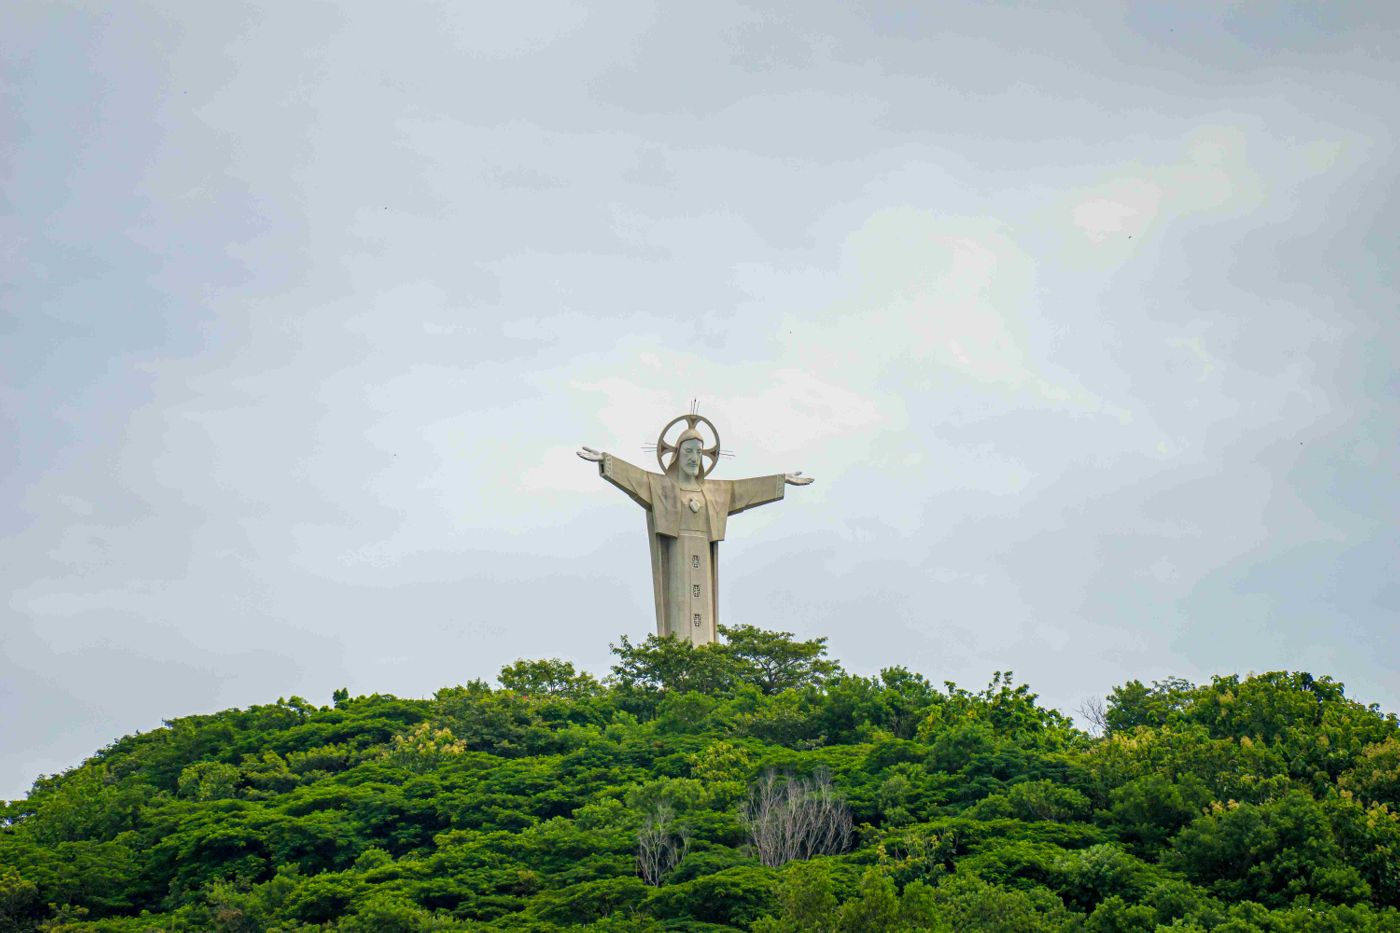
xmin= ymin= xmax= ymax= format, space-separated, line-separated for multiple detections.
xmin=1067 ymin=125 xmax=1263 ymax=246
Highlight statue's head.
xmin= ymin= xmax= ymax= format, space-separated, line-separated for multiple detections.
xmin=677 ymin=435 xmax=704 ymax=479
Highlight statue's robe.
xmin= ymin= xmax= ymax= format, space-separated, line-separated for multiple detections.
xmin=598 ymin=454 xmax=785 ymax=645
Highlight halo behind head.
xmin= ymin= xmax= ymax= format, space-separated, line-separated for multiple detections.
xmin=656 ymin=413 xmax=721 ymax=478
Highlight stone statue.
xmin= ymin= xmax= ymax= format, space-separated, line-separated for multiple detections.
xmin=578 ymin=410 xmax=814 ymax=646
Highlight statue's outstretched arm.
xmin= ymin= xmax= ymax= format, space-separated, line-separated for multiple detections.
xmin=726 ymin=474 xmax=780 ymax=515
xmin=579 ymin=447 xmax=653 ymax=508
xmin=784 ymin=471 xmax=815 ymax=486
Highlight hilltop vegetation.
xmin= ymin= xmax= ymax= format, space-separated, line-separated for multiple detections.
xmin=2 ymin=625 xmax=1399 ymax=931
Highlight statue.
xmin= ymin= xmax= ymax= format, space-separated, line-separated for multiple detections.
xmin=578 ymin=409 xmax=814 ymax=646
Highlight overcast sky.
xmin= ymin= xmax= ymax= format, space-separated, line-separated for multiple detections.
xmin=3 ymin=2 xmax=1397 ymax=800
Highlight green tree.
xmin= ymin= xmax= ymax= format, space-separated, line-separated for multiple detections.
xmin=719 ymin=624 xmax=842 ymax=695
xmin=1103 ymin=772 xmax=1212 ymax=850
xmin=1341 ymin=737 xmax=1400 ymax=807
xmin=337 ymin=890 xmax=444 ymax=932
xmin=497 ymin=658 xmax=601 ymax=697
xmin=1168 ymin=790 xmax=1371 ymax=906
xmin=835 ymin=867 xmax=904 ymax=932
xmin=1005 ymin=780 xmax=1091 ymax=822
xmin=608 ymin=634 xmax=740 ymax=712
xmin=752 ymin=859 xmax=839 ymax=933
xmin=0 ymin=869 xmax=39 ymax=933
xmin=901 ymin=874 xmax=1077 ymax=932
xmin=872 ymin=667 xmax=938 ymax=740
xmin=178 ymin=761 xmax=242 ymax=801
xmin=1104 ymin=678 xmax=1195 ymax=732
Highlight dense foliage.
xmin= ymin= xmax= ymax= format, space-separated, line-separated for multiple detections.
xmin=2 ymin=625 xmax=1398 ymax=931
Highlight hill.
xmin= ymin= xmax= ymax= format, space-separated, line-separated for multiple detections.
xmin=2 ymin=626 xmax=1398 ymax=931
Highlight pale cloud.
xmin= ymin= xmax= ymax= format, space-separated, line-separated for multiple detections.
xmin=1067 ymin=124 xmax=1264 ymax=247
xmin=1073 ymin=181 xmax=1163 ymax=243
xmin=1299 ymin=139 xmax=1347 ymax=174
xmin=440 ymin=1 xmax=592 ymax=61
xmin=1167 ymin=334 xmax=1221 ymax=383
xmin=783 ymin=207 xmax=1134 ymax=426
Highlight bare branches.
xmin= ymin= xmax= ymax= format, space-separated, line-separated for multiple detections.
xmin=637 ymin=802 xmax=690 ymax=886
xmin=1076 ymin=696 xmax=1108 ymax=737
xmin=741 ymin=770 xmax=853 ymax=867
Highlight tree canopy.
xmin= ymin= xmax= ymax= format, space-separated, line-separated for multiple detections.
xmin=1 ymin=625 xmax=1397 ymax=931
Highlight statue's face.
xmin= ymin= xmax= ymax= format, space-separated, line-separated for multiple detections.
xmin=679 ymin=439 xmax=703 ymax=478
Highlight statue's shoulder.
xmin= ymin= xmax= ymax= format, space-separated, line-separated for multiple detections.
xmin=705 ymin=478 xmax=734 ymax=503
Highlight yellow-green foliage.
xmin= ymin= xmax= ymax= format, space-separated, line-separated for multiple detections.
xmin=1 ymin=626 xmax=1397 ymax=931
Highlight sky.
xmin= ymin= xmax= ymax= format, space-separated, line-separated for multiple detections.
xmin=2 ymin=1 xmax=1397 ymax=800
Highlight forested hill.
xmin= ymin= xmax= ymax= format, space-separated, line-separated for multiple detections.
xmin=3 ymin=627 xmax=1399 ymax=932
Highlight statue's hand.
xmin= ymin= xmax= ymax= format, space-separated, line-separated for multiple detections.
xmin=784 ymin=472 xmax=814 ymax=486
xmin=576 ymin=446 xmax=605 ymax=463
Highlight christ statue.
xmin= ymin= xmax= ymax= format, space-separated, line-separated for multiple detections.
xmin=577 ymin=410 xmax=814 ymax=646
